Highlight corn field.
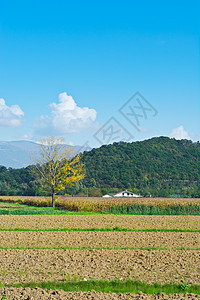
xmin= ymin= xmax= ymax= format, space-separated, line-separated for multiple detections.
xmin=0 ymin=196 xmax=200 ymax=214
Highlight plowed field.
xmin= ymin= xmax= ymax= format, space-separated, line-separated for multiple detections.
xmin=0 ymin=288 xmax=199 ymax=300
xmin=0 ymin=231 xmax=199 ymax=249
xmin=0 ymin=249 xmax=200 ymax=285
xmin=0 ymin=211 xmax=200 ymax=298
xmin=0 ymin=215 xmax=199 ymax=230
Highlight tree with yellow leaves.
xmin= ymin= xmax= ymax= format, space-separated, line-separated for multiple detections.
xmin=34 ymin=136 xmax=85 ymax=207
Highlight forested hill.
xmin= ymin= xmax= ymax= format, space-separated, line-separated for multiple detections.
xmin=81 ymin=137 xmax=200 ymax=197
xmin=0 ymin=136 xmax=199 ymax=197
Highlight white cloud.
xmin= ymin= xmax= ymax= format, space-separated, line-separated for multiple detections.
xmin=169 ymin=126 xmax=190 ymax=140
xmin=35 ymin=92 xmax=97 ymax=134
xmin=0 ymin=98 xmax=24 ymax=128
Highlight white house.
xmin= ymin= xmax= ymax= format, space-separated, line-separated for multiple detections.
xmin=102 ymin=190 xmax=142 ymax=198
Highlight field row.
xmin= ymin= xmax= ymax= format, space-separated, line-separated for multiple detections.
xmin=0 ymin=231 xmax=199 ymax=250
xmin=0 ymin=196 xmax=200 ymax=213
xmin=1 ymin=288 xmax=199 ymax=300
xmin=0 ymin=249 xmax=199 ymax=285
xmin=0 ymin=215 xmax=199 ymax=230
xmin=1 ymin=196 xmax=200 ymax=207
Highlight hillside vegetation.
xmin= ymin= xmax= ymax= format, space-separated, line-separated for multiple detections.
xmin=0 ymin=137 xmax=199 ymax=197
xmin=82 ymin=137 xmax=200 ymax=197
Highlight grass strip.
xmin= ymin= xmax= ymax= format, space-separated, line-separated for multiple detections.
xmin=1 ymin=201 xmax=200 ymax=216
xmin=0 ymin=208 xmax=104 ymax=215
xmin=1 ymin=280 xmax=200 ymax=295
xmin=0 ymin=227 xmax=199 ymax=232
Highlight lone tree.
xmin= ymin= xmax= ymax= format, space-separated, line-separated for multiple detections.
xmin=34 ymin=136 xmax=85 ymax=207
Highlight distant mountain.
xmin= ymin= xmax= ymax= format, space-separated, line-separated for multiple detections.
xmin=0 ymin=140 xmax=91 ymax=168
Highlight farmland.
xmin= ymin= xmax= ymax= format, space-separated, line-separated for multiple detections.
xmin=0 ymin=198 xmax=199 ymax=299
xmin=0 ymin=249 xmax=199 ymax=285
xmin=0 ymin=231 xmax=199 ymax=250
xmin=1 ymin=196 xmax=200 ymax=212
xmin=0 ymin=214 xmax=199 ymax=230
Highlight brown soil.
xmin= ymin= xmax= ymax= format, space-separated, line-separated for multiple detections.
xmin=0 ymin=215 xmax=199 ymax=230
xmin=0 ymin=288 xmax=199 ymax=299
xmin=0 ymin=231 xmax=199 ymax=249
xmin=0 ymin=249 xmax=199 ymax=285
xmin=0 ymin=210 xmax=199 ymax=298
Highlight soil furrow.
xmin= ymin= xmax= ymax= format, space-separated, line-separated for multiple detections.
xmin=0 ymin=288 xmax=199 ymax=299
xmin=0 ymin=215 xmax=199 ymax=230
xmin=0 ymin=231 xmax=199 ymax=249
xmin=0 ymin=249 xmax=199 ymax=285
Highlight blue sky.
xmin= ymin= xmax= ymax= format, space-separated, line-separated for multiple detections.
xmin=0 ymin=0 xmax=199 ymax=147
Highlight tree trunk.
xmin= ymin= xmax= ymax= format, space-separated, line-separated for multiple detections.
xmin=52 ymin=185 xmax=55 ymax=208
